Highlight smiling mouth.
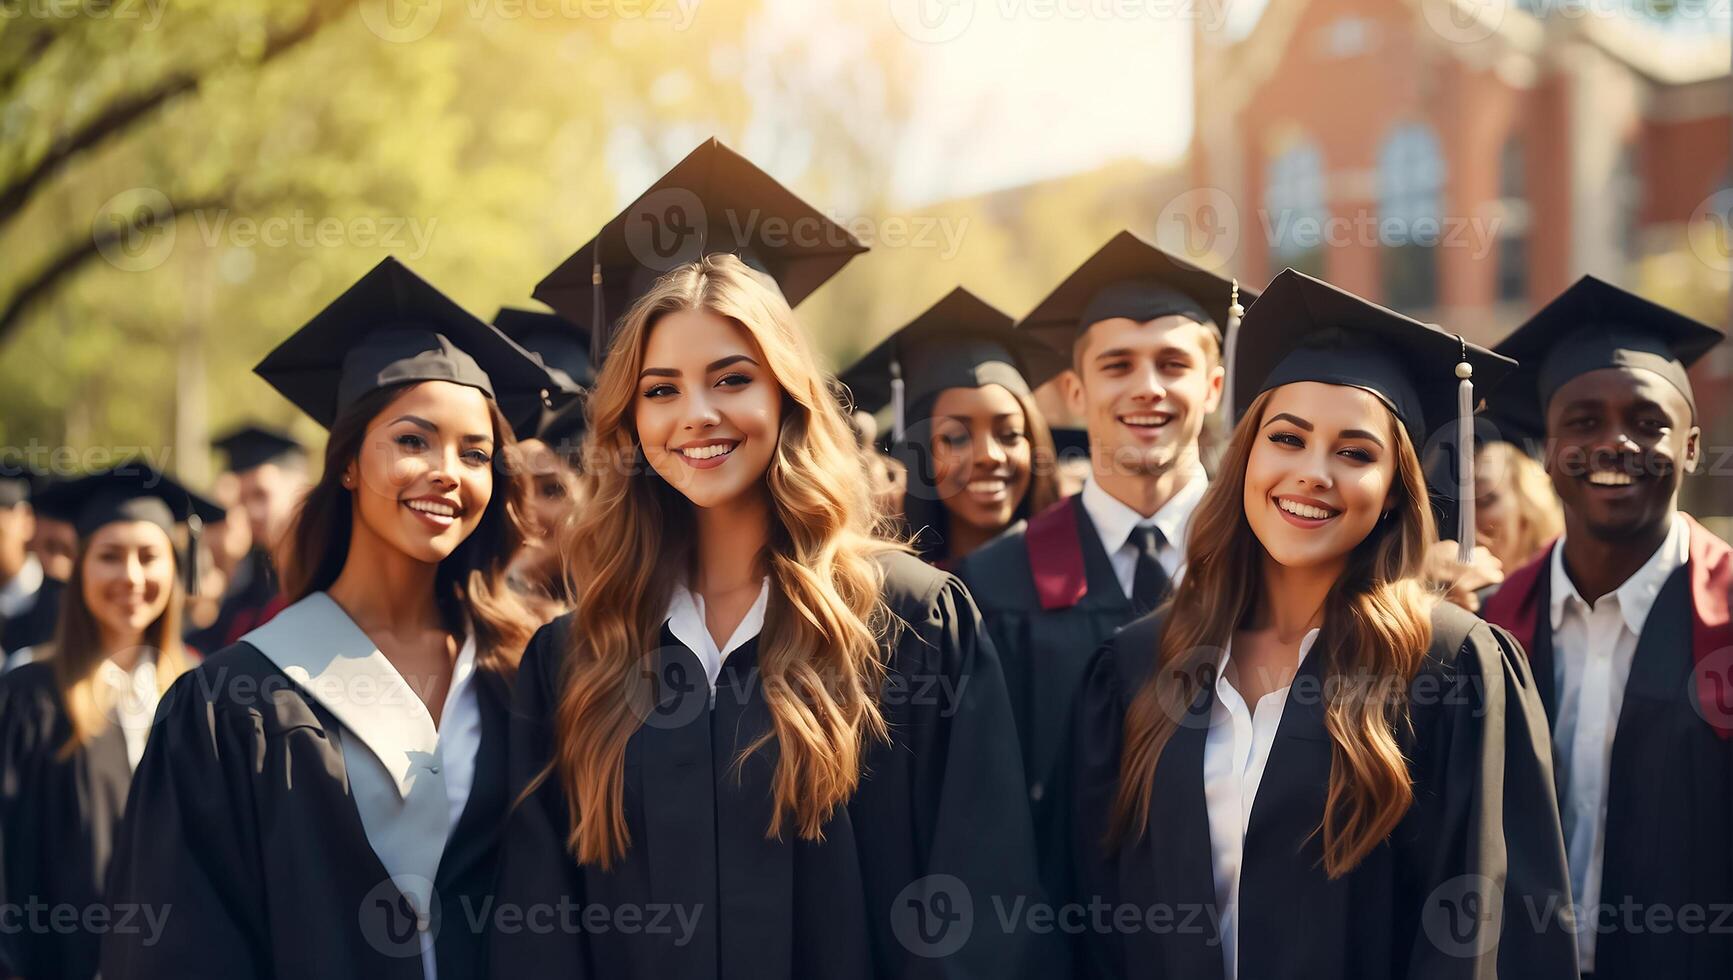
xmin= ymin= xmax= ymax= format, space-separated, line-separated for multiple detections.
xmin=677 ymin=440 xmax=739 ymax=468
xmin=965 ymin=477 xmax=1009 ymax=498
xmin=1274 ymin=495 xmax=1341 ymax=524
xmin=1585 ymin=469 xmax=1637 ymax=487
xmin=404 ymin=498 xmax=461 ymax=527
xmin=1119 ymin=412 xmax=1172 ymax=431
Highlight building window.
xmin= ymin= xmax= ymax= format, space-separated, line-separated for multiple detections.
xmin=1496 ymin=136 xmax=1529 ymax=303
xmin=1264 ymin=139 xmax=1328 ymax=279
xmin=1378 ymin=122 xmax=1445 ymax=310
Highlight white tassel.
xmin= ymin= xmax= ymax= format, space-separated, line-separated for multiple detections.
xmin=891 ymin=359 xmax=906 ymax=443
xmin=1455 ymin=348 xmax=1475 ymax=565
xmin=1221 ymin=279 xmax=1244 ymax=429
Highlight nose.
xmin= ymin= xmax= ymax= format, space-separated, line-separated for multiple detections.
xmin=122 ymin=552 xmax=147 ymax=590
xmin=978 ymin=434 xmax=1007 ymax=469
xmin=681 ymin=388 xmax=722 ymax=431
xmin=1292 ymin=447 xmax=1334 ymax=490
xmin=426 ymin=444 xmax=460 ymax=491
xmin=1128 ymin=360 xmax=1166 ymax=402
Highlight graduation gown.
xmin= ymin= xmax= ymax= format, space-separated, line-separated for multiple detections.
xmin=1066 ymin=600 xmax=1579 ymax=980
xmin=953 ymin=495 xmax=1143 ymax=880
xmin=490 ymin=551 xmax=1058 ymax=980
xmin=1482 ymin=514 xmax=1733 ymax=980
xmin=100 ymin=623 xmax=513 ymax=979
xmin=0 ymin=577 xmax=63 ymax=660
xmin=0 ymin=661 xmax=134 ymax=980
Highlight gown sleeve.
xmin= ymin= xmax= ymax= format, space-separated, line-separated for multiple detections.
xmin=0 ymin=671 xmax=49 ymax=978
xmin=1063 ymin=641 xmax=1133 ymax=980
xmin=1397 ymin=615 xmax=1578 ymax=979
xmin=488 ymin=618 xmax=592 ymax=979
xmin=100 ymin=667 xmax=270 ymax=979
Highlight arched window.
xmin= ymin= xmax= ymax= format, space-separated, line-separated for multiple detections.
xmin=1378 ymin=122 xmax=1445 ymax=310
xmin=1496 ymin=136 xmax=1529 ymax=303
xmin=1264 ymin=139 xmax=1328 ymax=279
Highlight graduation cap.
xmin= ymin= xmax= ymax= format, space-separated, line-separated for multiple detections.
xmin=0 ymin=456 xmax=42 ymax=508
xmin=1017 ymin=230 xmax=1258 ymax=410
xmin=255 ymin=258 xmax=572 ymax=431
xmin=533 ymin=138 xmax=868 ymax=366
xmin=1231 ymin=268 xmax=1517 ymax=561
xmin=211 ymin=425 xmax=305 ymax=475
xmin=840 ymin=287 xmax=1068 ymax=442
xmin=1487 ymin=275 xmax=1726 ymax=443
xmin=1050 ymin=425 xmax=1089 ymax=460
xmin=33 ymin=465 xmax=226 ymax=592
xmin=491 ymin=307 xmax=595 ymax=389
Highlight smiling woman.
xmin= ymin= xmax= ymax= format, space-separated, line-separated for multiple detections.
xmin=100 ymin=258 xmax=572 ymax=980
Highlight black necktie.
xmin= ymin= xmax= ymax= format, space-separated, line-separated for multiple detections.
xmin=1129 ymin=524 xmax=1169 ymax=614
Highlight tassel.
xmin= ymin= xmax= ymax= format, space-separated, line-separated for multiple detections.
xmin=1221 ymin=279 xmax=1244 ymax=429
xmin=890 ymin=359 xmax=906 ymax=443
xmin=1455 ymin=337 xmax=1475 ymax=565
xmin=183 ymin=512 xmax=205 ymax=596
xmin=589 ymin=249 xmax=607 ymax=366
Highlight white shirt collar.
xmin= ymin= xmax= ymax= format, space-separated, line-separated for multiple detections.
xmin=664 ymin=578 xmax=771 ymax=689
xmin=98 ymin=651 xmax=159 ymax=770
xmin=0 ymin=554 xmax=44 ymax=617
xmin=1549 ymin=512 xmax=1690 ymax=636
xmin=1079 ymin=473 xmax=1208 ymax=557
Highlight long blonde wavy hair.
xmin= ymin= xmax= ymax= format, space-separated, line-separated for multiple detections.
xmin=1111 ymin=388 xmax=1436 ymax=877
xmin=553 ymin=254 xmax=897 ymax=869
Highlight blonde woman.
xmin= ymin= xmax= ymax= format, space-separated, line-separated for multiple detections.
xmin=1066 ymin=271 xmax=1576 ymax=979
xmin=492 ymin=255 xmax=1048 ymax=978
xmin=1474 ymin=439 xmax=1563 ymax=571
xmin=0 ymin=466 xmax=219 ymax=980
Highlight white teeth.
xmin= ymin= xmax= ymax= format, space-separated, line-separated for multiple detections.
xmin=1587 ymin=471 xmax=1634 ymax=486
xmin=967 ymin=479 xmax=1007 ymax=494
xmin=680 ymin=443 xmax=736 ymax=460
xmin=1121 ymin=415 xmax=1168 ymax=426
xmin=1277 ymin=497 xmax=1338 ymax=520
xmin=406 ymin=500 xmax=457 ymax=519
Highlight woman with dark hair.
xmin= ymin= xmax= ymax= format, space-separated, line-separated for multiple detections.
xmin=840 ymin=287 xmax=1065 ymax=567
xmin=491 ymin=255 xmax=1052 ymax=979
xmin=0 ymin=466 xmax=220 ymax=980
xmin=1066 ymin=270 xmax=1578 ymax=979
xmin=101 ymin=258 xmax=569 ymax=980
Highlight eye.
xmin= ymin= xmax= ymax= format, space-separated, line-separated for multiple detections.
xmin=1159 ymin=359 xmax=1192 ymax=374
xmin=716 ymin=372 xmax=751 ymax=389
xmin=395 ymin=432 xmax=428 ymax=451
xmin=997 ymin=430 xmax=1027 ymax=446
xmin=643 ymin=383 xmax=676 ymax=400
xmin=1337 ymin=447 xmax=1375 ymax=463
xmin=1100 ymin=360 xmax=1130 ymax=374
xmin=462 ymin=449 xmax=492 ymax=466
xmin=538 ymin=479 xmax=568 ymax=500
xmin=937 ymin=432 xmax=970 ymax=451
xmin=1267 ymin=431 xmax=1304 ymax=449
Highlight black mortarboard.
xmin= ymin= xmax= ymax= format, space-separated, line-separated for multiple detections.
xmin=1231 ymin=268 xmax=1517 ymax=560
xmin=33 ymin=465 xmax=226 ymax=591
xmin=1487 ymin=275 xmax=1726 ymax=442
xmin=533 ymin=138 xmax=868 ymax=365
xmin=211 ymin=425 xmax=305 ymax=474
xmin=840 ymin=287 xmax=1068 ymax=441
xmin=491 ymin=307 xmax=595 ymax=389
xmin=0 ymin=456 xmax=41 ymax=508
xmin=255 ymin=258 xmax=571 ymax=430
xmin=1018 ymin=230 xmax=1256 ymax=344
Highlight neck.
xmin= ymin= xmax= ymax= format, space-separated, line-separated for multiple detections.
xmin=99 ymin=626 xmax=147 ymax=668
xmin=1252 ymin=550 xmax=1341 ymax=642
xmin=327 ymin=513 xmax=443 ymax=634
xmin=1560 ymin=511 xmax=1675 ymax=606
xmin=0 ymin=547 xmax=25 ymax=588
xmin=1092 ymin=445 xmax=1201 ymax=519
xmin=692 ymin=490 xmax=771 ymax=596
xmin=944 ymin=515 xmax=998 ymax=563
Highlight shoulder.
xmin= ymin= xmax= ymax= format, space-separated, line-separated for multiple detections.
xmin=519 ymin=612 xmax=577 ymax=697
xmin=951 ymin=521 xmax=1038 ymax=609
xmin=1407 ymin=600 xmax=1529 ymax=726
xmin=0 ymin=660 xmax=60 ymax=729
xmin=0 ymin=659 xmax=56 ymax=700
xmin=874 ymin=549 xmax=955 ymax=620
xmin=160 ymin=642 xmax=327 ymax=738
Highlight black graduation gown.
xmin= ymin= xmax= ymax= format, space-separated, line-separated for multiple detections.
xmin=1066 ymin=600 xmax=1579 ymax=980
xmin=1 ymin=576 xmax=64 ymax=658
xmin=490 ymin=551 xmax=1058 ymax=980
xmin=1483 ymin=515 xmax=1733 ymax=980
xmin=99 ymin=643 xmax=513 ymax=979
xmin=953 ymin=496 xmax=1144 ymax=884
xmin=185 ymin=548 xmax=282 ymax=654
xmin=0 ymin=661 xmax=134 ymax=980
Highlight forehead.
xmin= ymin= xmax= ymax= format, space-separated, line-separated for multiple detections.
xmin=376 ymin=380 xmax=495 ymax=428
xmin=1261 ymin=381 xmax=1395 ymax=436
xmin=1547 ymin=366 xmax=1691 ymax=421
xmin=1079 ymin=314 xmax=1214 ymax=360
xmin=931 ymin=383 xmax=1026 ymax=420
xmin=88 ymin=520 xmax=173 ymax=550
xmin=642 ymin=308 xmax=760 ymax=366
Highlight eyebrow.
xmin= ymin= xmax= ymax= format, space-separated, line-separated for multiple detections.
xmin=1340 ymin=429 xmax=1386 ymax=449
xmin=1264 ymin=413 xmax=1385 ymax=448
xmin=1264 ymin=413 xmax=1313 ymax=431
xmin=639 ymin=354 xmax=760 ymax=380
xmin=390 ymin=414 xmax=494 ymax=446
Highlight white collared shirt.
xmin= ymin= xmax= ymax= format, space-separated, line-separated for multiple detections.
xmin=1078 ymin=474 xmax=1208 ymax=598
xmin=663 ymin=578 xmax=771 ymax=690
xmin=0 ymin=554 xmax=43 ymax=620
xmin=1548 ymin=513 xmax=1689 ymax=973
xmin=1203 ymin=627 xmax=1321 ymax=980
xmin=97 ymin=654 xmax=159 ymax=770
